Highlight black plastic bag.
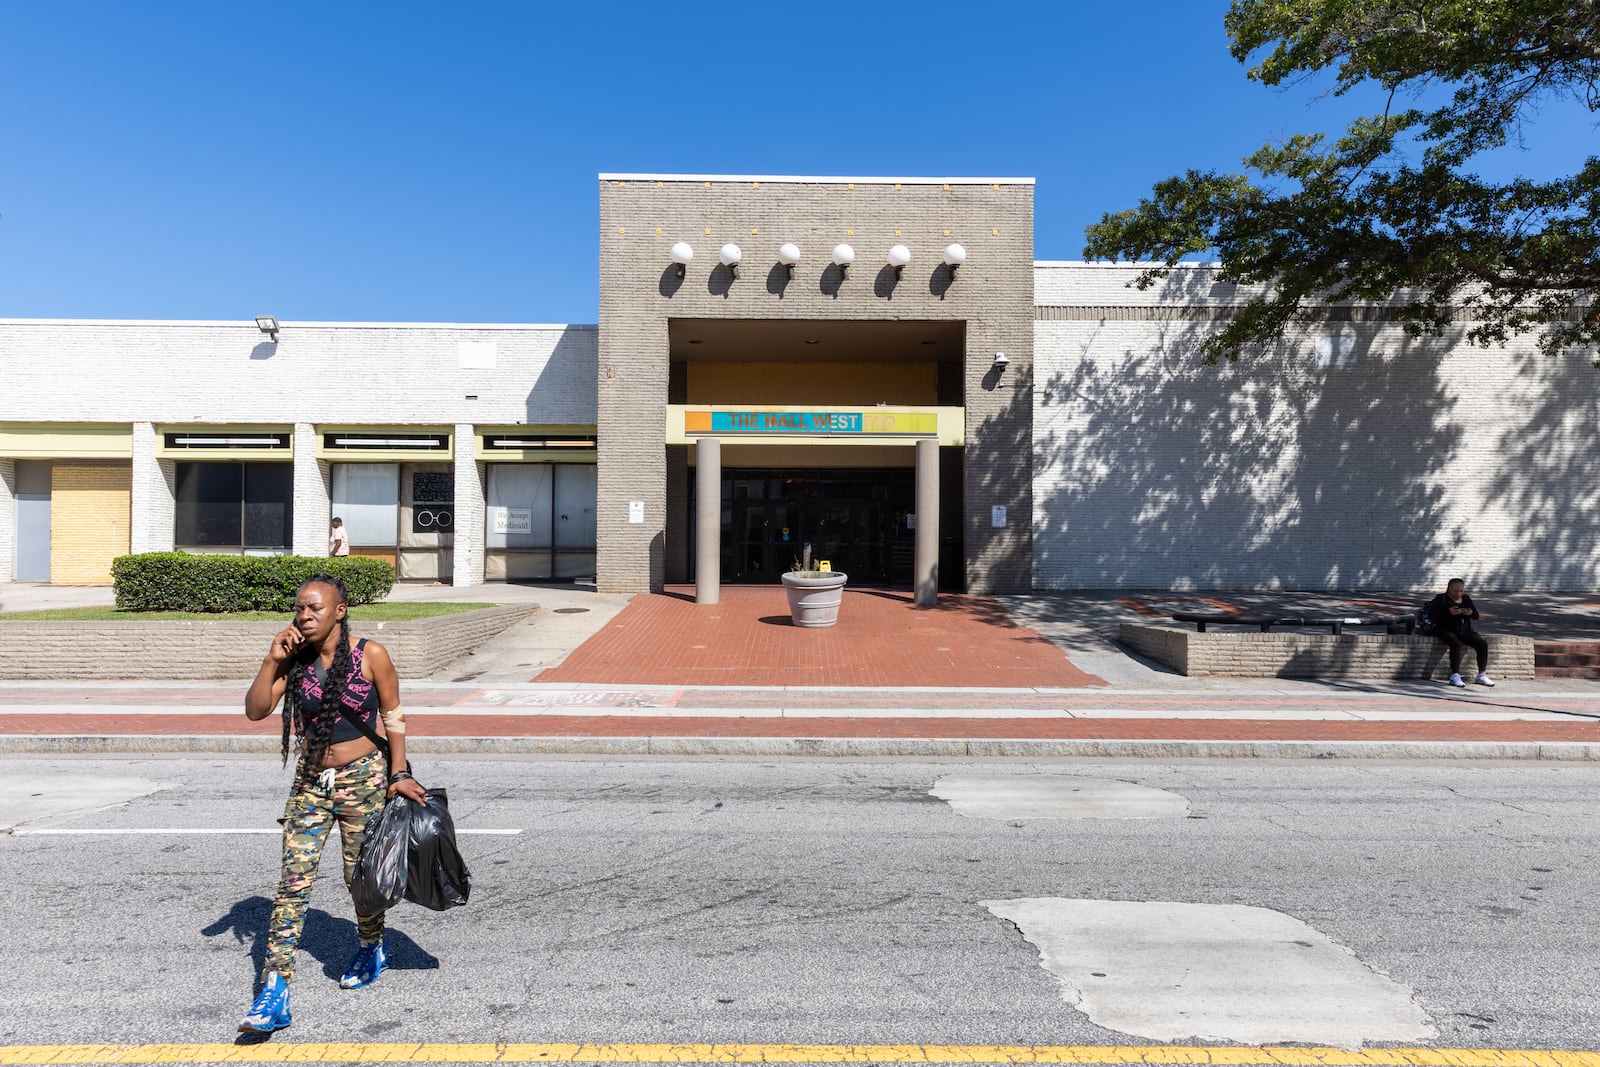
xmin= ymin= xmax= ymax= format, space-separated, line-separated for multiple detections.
xmin=350 ymin=798 xmax=411 ymax=916
xmin=403 ymin=788 xmax=471 ymax=911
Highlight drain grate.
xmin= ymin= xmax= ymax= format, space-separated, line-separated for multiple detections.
xmin=553 ymin=607 xmax=590 ymax=614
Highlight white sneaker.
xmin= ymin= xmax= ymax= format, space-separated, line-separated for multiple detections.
xmin=1449 ymin=673 xmax=1466 ymax=687
xmin=1476 ymin=673 xmax=1495 ymax=687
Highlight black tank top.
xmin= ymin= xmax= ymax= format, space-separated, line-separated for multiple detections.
xmin=296 ymin=639 xmax=381 ymax=744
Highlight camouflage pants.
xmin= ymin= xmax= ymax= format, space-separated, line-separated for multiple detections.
xmin=262 ymin=749 xmax=387 ymax=982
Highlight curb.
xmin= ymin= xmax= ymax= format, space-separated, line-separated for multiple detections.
xmin=2 ymin=734 xmax=1598 ymax=761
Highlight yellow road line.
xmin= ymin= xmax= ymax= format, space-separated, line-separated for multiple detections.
xmin=1 ymin=1046 xmax=1598 ymax=1066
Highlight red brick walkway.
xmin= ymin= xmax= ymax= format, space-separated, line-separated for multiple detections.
xmin=536 ymin=587 xmax=1106 ymax=688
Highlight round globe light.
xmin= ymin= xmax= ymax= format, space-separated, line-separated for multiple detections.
xmin=670 ymin=242 xmax=695 ymax=265
xmin=831 ymin=243 xmax=855 ymax=267
xmin=777 ymin=242 xmax=801 ymax=266
xmin=943 ymin=243 xmax=967 ymax=267
xmin=888 ymin=244 xmax=912 ymax=267
xmin=719 ymin=243 xmax=742 ymax=267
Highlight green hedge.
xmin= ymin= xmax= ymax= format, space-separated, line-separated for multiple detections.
xmin=111 ymin=553 xmax=396 ymax=613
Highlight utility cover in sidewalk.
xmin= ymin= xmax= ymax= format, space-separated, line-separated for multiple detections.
xmin=932 ymin=775 xmax=1188 ymax=819
xmin=984 ymin=898 xmax=1434 ymax=1047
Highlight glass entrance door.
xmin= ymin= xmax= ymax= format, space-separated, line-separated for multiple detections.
xmin=715 ymin=470 xmax=913 ymax=585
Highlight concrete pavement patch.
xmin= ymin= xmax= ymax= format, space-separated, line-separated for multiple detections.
xmin=931 ymin=775 xmax=1189 ymax=819
xmin=984 ymin=897 xmax=1436 ymax=1046
xmin=0 ymin=773 xmax=167 ymax=833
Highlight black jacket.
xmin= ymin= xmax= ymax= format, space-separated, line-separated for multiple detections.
xmin=1427 ymin=593 xmax=1479 ymax=636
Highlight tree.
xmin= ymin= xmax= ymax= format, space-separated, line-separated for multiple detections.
xmin=1083 ymin=1 xmax=1600 ymax=362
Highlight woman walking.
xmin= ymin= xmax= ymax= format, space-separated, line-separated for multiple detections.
xmin=239 ymin=575 xmax=426 ymax=1033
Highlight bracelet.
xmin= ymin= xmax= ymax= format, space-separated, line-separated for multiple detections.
xmin=389 ymin=771 xmax=414 ymax=783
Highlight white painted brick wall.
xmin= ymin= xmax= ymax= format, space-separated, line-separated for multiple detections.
xmin=129 ymin=422 xmax=175 ymax=554
xmin=0 ymin=460 xmax=14 ymax=583
xmin=0 ymin=321 xmax=597 ymax=426
xmin=1034 ymin=264 xmax=1600 ymax=592
xmin=292 ymin=423 xmax=331 ymax=558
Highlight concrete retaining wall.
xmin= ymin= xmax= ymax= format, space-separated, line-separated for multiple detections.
xmin=1120 ymin=622 xmax=1536 ymax=679
xmin=0 ymin=605 xmax=534 ymax=680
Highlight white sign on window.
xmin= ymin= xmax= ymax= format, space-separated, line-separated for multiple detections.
xmin=906 ymin=514 xmax=917 ymax=530
xmin=490 ymin=507 xmax=533 ymax=535
xmin=628 ymin=500 xmax=645 ymax=524
xmin=991 ymin=505 xmax=1007 ymax=528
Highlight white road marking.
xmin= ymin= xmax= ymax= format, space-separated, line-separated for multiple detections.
xmin=933 ymin=775 xmax=1189 ymax=819
xmin=985 ymin=897 xmax=1435 ymax=1046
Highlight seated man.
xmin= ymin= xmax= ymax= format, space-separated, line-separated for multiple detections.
xmin=1427 ymin=578 xmax=1493 ymax=688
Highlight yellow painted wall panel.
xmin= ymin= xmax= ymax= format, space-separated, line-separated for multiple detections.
xmin=687 ymin=362 xmax=936 ymax=405
xmin=51 ymin=462 xmax=131 ymax=584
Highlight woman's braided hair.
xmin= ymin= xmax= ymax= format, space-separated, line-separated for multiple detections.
xmin=280 ymin=575 xmax=356 ymax=776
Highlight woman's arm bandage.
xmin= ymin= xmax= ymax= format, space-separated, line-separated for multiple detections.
xmin=380 ymin=705 xmax=406 ymax=735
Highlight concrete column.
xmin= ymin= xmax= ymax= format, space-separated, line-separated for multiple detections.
xmin=0 ymin=459 xmax=15 ymax=583
xmin=914 ymin=439 xmax=939 ymax=607
xmin=452 ymin=424 xmax=485 ymax=588
xmin=129 ymin=423 xmax=175 ymax=555
xmin=291 ymin=423 xmax=330 ymax=558
xmin=695 ymin=438 xmax=720 ymax=604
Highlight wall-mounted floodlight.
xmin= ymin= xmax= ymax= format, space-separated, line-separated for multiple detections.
xmin=832 ymin=243 xmax=855 ymax=278
xmin=992 ymin=352 xmax=1009 ymax=369
xmin=777 ymin=242 xmax=801 ymax=278
xmin=670 ymin=242 xmax=695 ymax=279
xmin=943 ymin=243 xmax=967 ymax=273
xmin=719 ymin=243 xmax=742 ymax=279
xmin=255 ymin=316 xmax=279 ymax=342
xmin=887 ymin=244 xmax=911 ymax=280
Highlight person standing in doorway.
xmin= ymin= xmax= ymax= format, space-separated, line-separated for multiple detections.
xmin=1428 ymin=577 xmax=1494 ymax=688
xmin=329 ymin=517 xmax=349 ymax=557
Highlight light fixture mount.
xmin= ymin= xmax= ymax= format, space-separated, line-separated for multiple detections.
xmin=670 ymin=241 xmax=695 ymax=279
xmin=887 ymin=244 xmax=911 ymax=280
xmin=255 ymin=316 xmax=279 ymax=342
xmin=831 ymin=243 xmax=855 ymax=278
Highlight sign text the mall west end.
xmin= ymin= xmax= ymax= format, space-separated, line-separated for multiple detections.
xmin=683 ymin=410 xmax=938 ymax=436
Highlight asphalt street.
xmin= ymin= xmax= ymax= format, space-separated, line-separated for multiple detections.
xmin=1 ymin=754 xmax=1597 ymax=1058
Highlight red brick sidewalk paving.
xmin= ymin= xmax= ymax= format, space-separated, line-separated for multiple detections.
xmin=536 ymin=587 xmax=1106 ymax=688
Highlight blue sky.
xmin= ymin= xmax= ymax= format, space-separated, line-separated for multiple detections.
xmin=1 ymin=2 xmax=1590 ymax=324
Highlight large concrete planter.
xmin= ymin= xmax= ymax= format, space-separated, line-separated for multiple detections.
xmin=780 ymin=571 xmax=848 ymax=628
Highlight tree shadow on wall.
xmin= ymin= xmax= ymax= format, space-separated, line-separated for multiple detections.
xmin=1482 ymin=350 xmax=1600 ymax=590
xmin=1031 ymin=322 xmax=1464 ymax=591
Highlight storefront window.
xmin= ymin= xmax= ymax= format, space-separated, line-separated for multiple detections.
xmin=485 ymin=462 xmax=596 ymax=580
xmin=175 ymin=462 xmax=292 ymax=553
xmin=331 ymin=463 xmax=400 ymax=546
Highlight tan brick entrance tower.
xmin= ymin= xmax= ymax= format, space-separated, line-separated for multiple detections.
xmin=596 ymin=175 xmax=1034 ymax=595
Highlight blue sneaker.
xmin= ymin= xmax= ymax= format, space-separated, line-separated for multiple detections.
xmin=339 ymin=941 xmax=387 ymax=989
xmin=239 ymin=972 xmax=291 ymax=1033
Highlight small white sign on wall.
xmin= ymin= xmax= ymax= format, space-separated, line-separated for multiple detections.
xmin=1314 ymin=335 xmax=1357 ymax=367
xmin=628 ymin=500 xmax=645 ymax=524
xmin=906 ymin=514 xmax=917 ymax=530
xmin=457 ymin=341 xmax=498 ymax=369
xmin=991 ymin=505 xmax=1007 ymax=528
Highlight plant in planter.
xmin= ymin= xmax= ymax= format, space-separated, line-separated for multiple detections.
xmin=779 ymin=544 xmax=848 ymax=628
